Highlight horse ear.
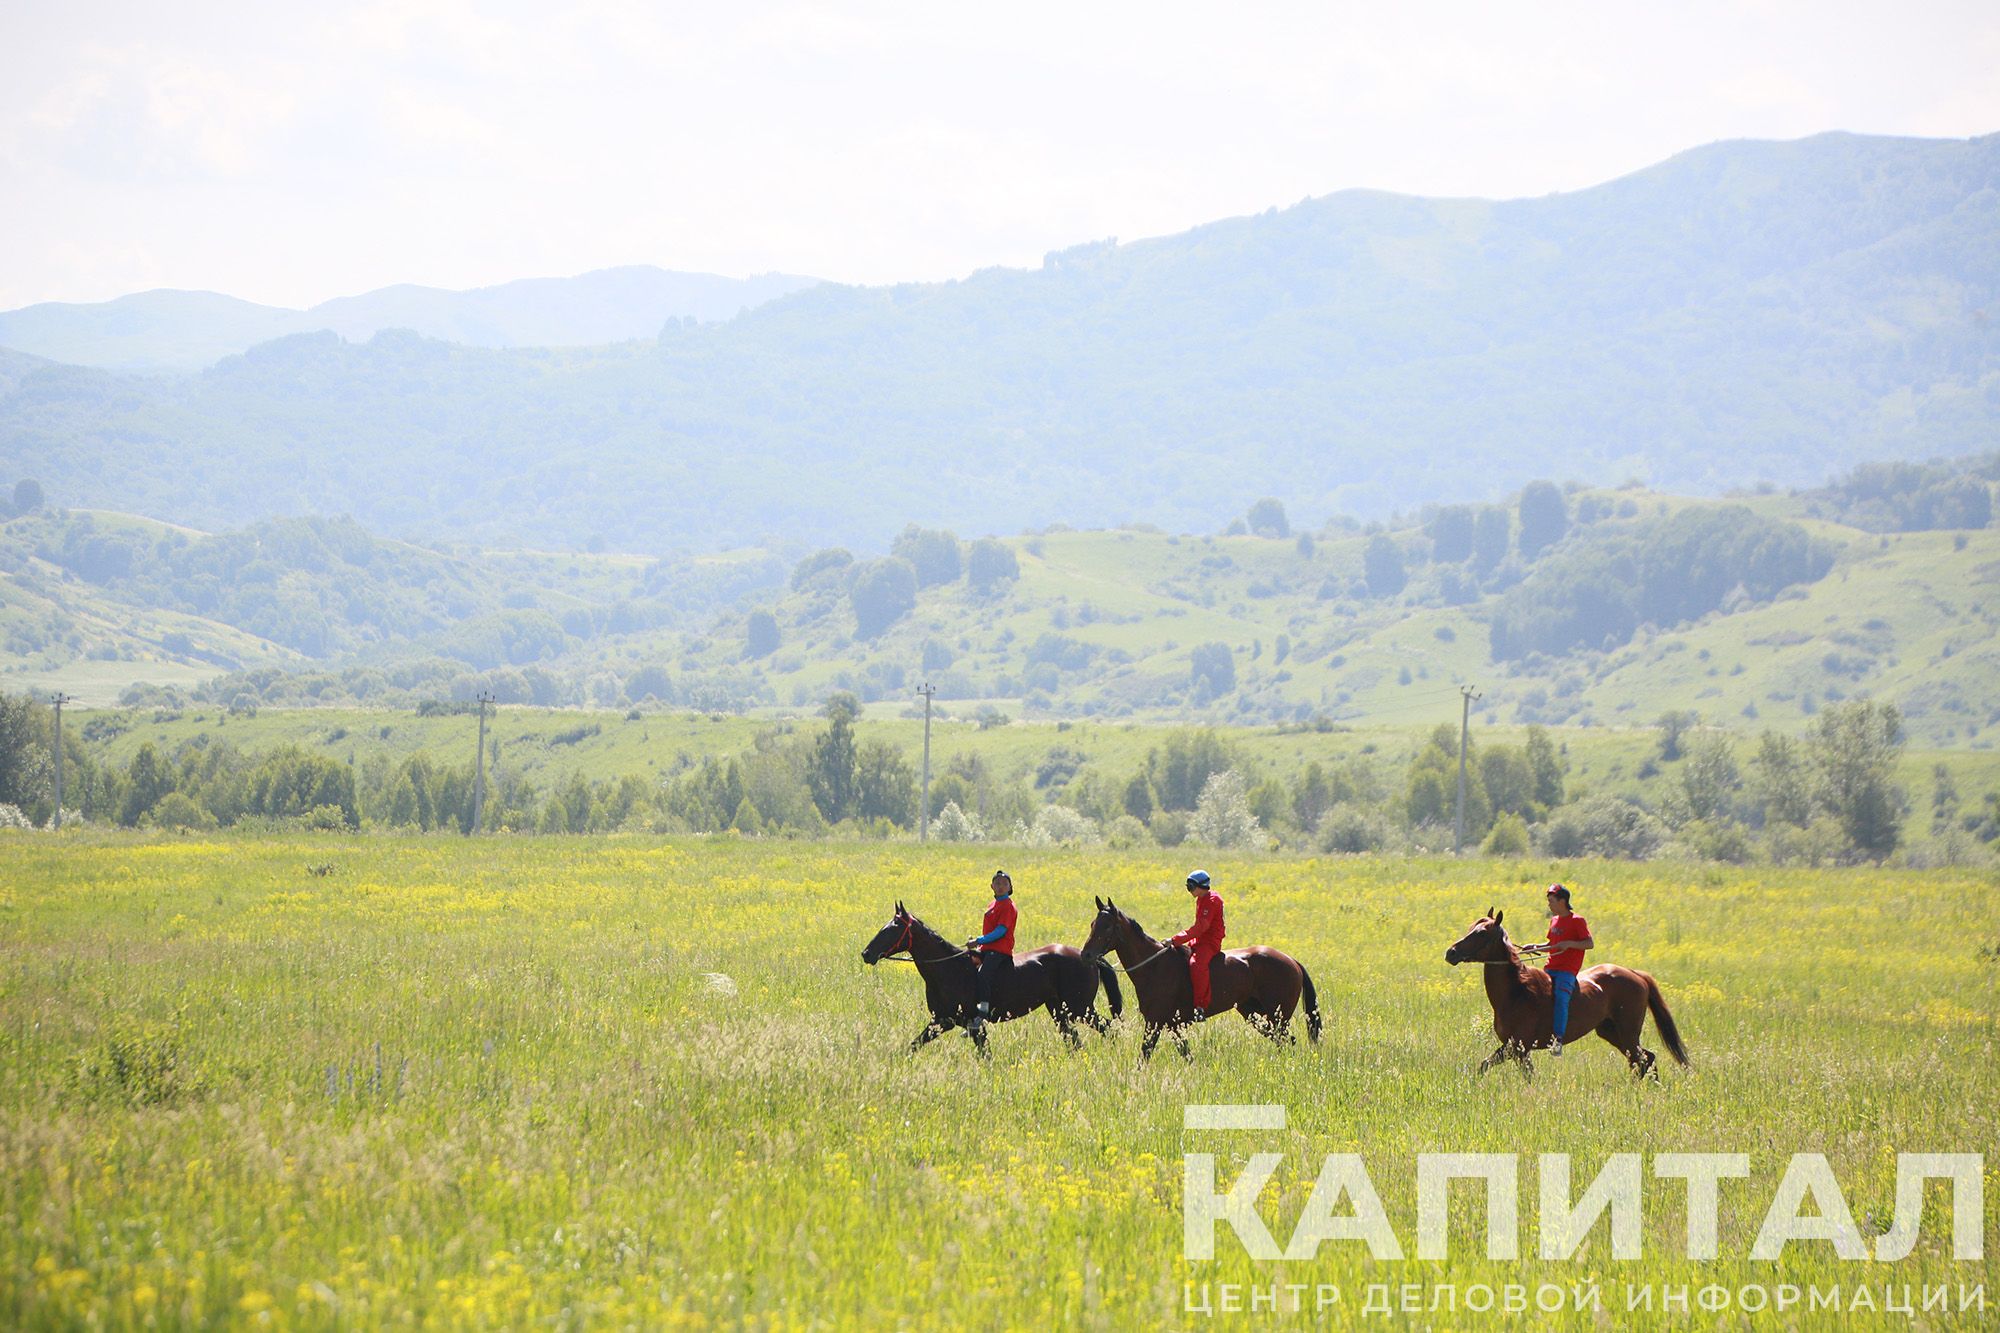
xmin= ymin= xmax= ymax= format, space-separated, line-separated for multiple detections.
xmin=1495 ymin=909 xmax=1504 ymax=926
xmin=895 ymin=899 xmax=904 ymax=915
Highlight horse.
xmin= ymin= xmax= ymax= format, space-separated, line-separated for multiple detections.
xmin=861 ymin=901 xmax=1122 ymax=1057
xmin=1443 ymin=907 xmax=1688 ymax=1080
xmin=1079 ymin=896 xmax=1321 ymax=1061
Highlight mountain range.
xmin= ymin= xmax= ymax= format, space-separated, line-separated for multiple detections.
xmin=0 ymin=131 xmax=1995 ymax=553
xmin=0 ymin=267 xmax=820 ymax=373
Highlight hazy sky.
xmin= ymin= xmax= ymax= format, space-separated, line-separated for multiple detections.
xmin=2 ymin=0 xmax=1996 ymax=310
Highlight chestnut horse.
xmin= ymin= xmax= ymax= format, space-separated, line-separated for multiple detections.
xmin=1080 ymin=896 xmax=1320 ymax=1061
xmin=861 ymin=902 xmax=1121 ymax=1058
xmin=1444 ymin=908 xmax=1687 ymax=1079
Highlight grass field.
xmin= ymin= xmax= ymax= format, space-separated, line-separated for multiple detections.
xmin=1 ymin=833 xmax=1995 ymax=1327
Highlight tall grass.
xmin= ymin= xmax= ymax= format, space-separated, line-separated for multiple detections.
xmin=0 ymin=833 xmax=1993 ymax=1326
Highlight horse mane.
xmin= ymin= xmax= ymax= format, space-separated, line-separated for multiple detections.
xmin=903 ymin=912 xmax=951 ymax=951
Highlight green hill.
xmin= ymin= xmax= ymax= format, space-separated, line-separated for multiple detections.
xmin=9 ymin=459 xmax=1998 ymax=748
xmin=1 ymin=133 xmax=1995 ymax=551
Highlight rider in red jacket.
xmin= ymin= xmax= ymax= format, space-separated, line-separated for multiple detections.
xmin=1168 ymin=869 xmax=1226 ymax=1020
xmin=963 ymin=870 xmax=1016 ymax=1033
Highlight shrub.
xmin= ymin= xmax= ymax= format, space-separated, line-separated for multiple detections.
xmin=1482 ymin=812 xmax=1530 ymax=856
xmin=1187 ymin=771 xmax=1262 ymax=848
xmin=932 ymin=800 xmax=985 ymax=843
xmin=1545 ymin=796 xmax=1665 ymax=860
xmin=1014 ymin=805 xmax=1101 ymax=847
xmin=1318 ymin=805 xmax=1391 ymax=854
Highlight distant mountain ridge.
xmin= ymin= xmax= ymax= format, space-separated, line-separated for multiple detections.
xmin=0 ymin=132 xmax=1995 ymax=550
xmin=0 ymin=266 xmax=821 ymax=372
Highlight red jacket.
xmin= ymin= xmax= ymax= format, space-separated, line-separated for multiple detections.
xmin=1171 ymin=890 xmax=1225 ymax=952
xmin=977 ymin=897 xmax=1017 ymax=955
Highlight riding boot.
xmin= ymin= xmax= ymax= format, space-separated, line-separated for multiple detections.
xmin=1549 ymin=1036 xmax=1563 ymax=1056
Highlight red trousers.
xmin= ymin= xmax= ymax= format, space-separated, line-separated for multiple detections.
xmin=1189 ymin=945 xmax=1220 ymax=1010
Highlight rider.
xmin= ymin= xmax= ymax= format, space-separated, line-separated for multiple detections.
xmin=962 ymin=870 xmax=1016 ymax=1032
xmin=1167 ymin=869 xmax=1226 ymax=1021
xmin=1523 ymin=883 xmax=1592 ymax=1055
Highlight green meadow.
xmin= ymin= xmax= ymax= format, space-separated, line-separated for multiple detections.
xmin=1 ymin=833 xmax=1993 ymax=1326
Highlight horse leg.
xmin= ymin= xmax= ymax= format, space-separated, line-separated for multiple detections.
xmin=1053 ymin=1006 xmax=1082 ymax=1051
xmin=1080 ymin=1006 xmax=1110 ymax=1034
xmin=1173 ymin=1027 xmax=1192 ymax=1062
xmin=1513 ymin=1040 xmax=1535 ymax=1082
xmin=1139 ymin=1023 xmax=1162 ymax=1063
xmin=910 ymin=1019 xmax=947 ymax=1053
xmin=1476 ymin=1042 xmax=1510 ymax=1076
xmin=1632 ymin=1046 xmax=1658 ymax=1079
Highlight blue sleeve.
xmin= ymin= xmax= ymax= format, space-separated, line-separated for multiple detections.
xmin=971 ymin=925 xmax=1005 ymax=946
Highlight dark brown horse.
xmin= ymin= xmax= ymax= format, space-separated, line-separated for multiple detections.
xmin=1444 ymin=908 xmax=1688 ymax=1079
xmin=1080 ymin=896 xmax=1321 ymax=1061
xmin=862 ymin=902 xmax=1121 ymax=1057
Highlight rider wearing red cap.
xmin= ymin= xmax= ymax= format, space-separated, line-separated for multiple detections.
xmin=1522 ymin=883 xmax=1592 ymax=1056
xmin=1168 ymin=869 xmax=1226 ymax=1021
xmin=962 ymin=870 xmax=1016 ymax=1033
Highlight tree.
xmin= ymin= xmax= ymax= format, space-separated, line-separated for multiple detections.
xmin=744 ymin=609 xmax=780 ymax=659
xmin=1428 ymin=505 xmax=1475 ymax=563
xmin=890 ymin=525 xmax=962 ymax=587
xmin=1524 ymin=726 xmax=1565 ymax=811
xmin=1188 ymin=642 xmax=1236 ymax=698
xmin=1809 ymin=699 xmax=1906 ymax=859
xmin=12 ymin=479 xmax=43 ymax=514
xmin=854 ymin=740 xmax=915 ymax=825
xmin=966 ymin=539 xmax=1020 ymax=592
xmin=808 ymin=708 xmax=859 ymax=823
xmin=1518 ymin=480 xmax=1569 ymax=557
xmin=790 ymin=548 xmax=853 ymax=591
xmin=1362 ymin=535 xmax=1406 ymax=597
xmin=1245 ymin=498 xmax=1290 ymax=538
xmin=1405 ymin=722 xmax=1488 ymax=835
xmin=1187 ymin=770 xmax=1262 ymax=848
xmin=1149 ymin=729 xmax=1237 ymax=811
xmin=1120 ymin=772 xmax=1155 ymax=822
xmin=849 ymin=558 xmax=918 ymax=639
xmin=1673 ymin=734 xmax=1740 ymax=825
xmin=1750 ymin=731 xmax=1813 ymax=828
xmin=1472 ymin=508 xmax=1511 ymax=572
xmin=121 ymin=742 xmax=176 ymax=826
xmin=0 ymin=693 xmax=49 ymax=810
xmin=1656 ymin=710 xmax=1697 ymax=762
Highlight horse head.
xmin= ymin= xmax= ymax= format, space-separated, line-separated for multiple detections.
xmin=1444 ymin=907 xmax=1511 ymax=966
xmin=861 ymin=900 xmax=915 ymax=966
xmin=1082 ymin=895 xmax=1128 ymax=962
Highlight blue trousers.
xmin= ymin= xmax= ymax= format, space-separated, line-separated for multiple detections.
xmin=1550 ymin=971 xmax=1579 ymax=1044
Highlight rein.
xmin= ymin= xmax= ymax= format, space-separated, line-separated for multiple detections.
xmin=876 ymin=918 xmax=971 ymax=966
xmin=1090 ymin=941 xmax=1176 ymax=975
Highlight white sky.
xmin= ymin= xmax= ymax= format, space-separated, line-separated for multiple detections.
xmin=2 ymin=0 xmax=1996 ymax=311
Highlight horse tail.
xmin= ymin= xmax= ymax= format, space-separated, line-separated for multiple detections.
xmin=1096 ymin=957 xmax=1124 ymax=1019
xmin=1300 ymin=963 xmax=1322 ymax=1043
xmin=1644 ymin=972 xmax=1689 ymax=1065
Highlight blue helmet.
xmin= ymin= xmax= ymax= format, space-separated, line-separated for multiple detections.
xmin=1186 ymin=869 xmax=1211 ymax=890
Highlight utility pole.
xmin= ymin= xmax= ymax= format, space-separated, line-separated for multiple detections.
xmin=916 ymin=682 xmax=936 ymax=842
xmin=49 ymin=693 xmax=70 ymax=831
xmin=1455 ymin=684 xmax=1481 ymax=856
xmin=470 ymin=691 xmax=494 ymax=834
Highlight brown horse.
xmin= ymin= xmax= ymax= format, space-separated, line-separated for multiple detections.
xmin=1444 ymin=907 xmax=1687 ymax=1079
xmin=1080 ymin=896 xmax=1320 ymax=1061
xmin=862 ymin=902 xmax=1121 ymax=1058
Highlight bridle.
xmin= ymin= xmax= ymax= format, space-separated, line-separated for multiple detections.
xmin=1084 ymin=913 xmax=1176 ymax=975
xmin=877 ymin=916 xmax=970 ymax=966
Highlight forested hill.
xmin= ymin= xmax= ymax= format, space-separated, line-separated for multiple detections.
xmin=0 ymin=267 xmax=821 ymax=373
xmin=2 ymin=132 xmax=1996 ymax=552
